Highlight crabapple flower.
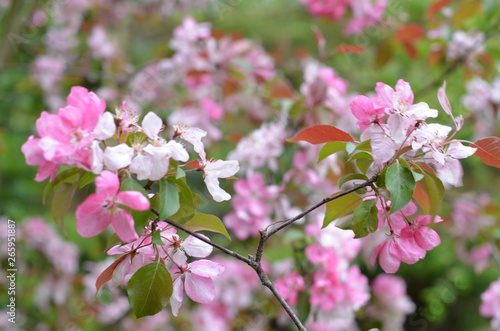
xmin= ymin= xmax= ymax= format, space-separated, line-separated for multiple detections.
xmin=202 ymin=159 xmax=240 ymax=202
xmin=275 ymin=271 xmax=305 ymax=305
xmin=370 ymin=231 xmax=424 ymax=273
xmin=75 ymin=171 xmax=150 ymax=242
xmin=173 ymin=124 xmax=207 ymax=161
xmin=400 ymin=215 xmax=443 ymax=251
xmin=480 ymin=278 xmax=500 ymax=330
xmin=170 ymin=260 xmax=225 ymax=316
xmin=349 ymin=95 xmax=385 ymax=131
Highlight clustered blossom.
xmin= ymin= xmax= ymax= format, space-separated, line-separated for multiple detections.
xmin=350 ymin=79 xmax=476 ymax=187
xmin=223 ymin=172 xmax=280 ymax=239
xmin=106 ymin=221 xmax=225 ymax=316
xmin=480 ymin=278 xmax=500 ymax=330
xmin=371 ymin=200 xmax=443 ymax=273
xmin=366 ymin=274 xmax=415 ymax=331
xmin=300 ymin=0 xmax=387 ymax=35
xmin=446 ymin=30 xmax=485 ymax=67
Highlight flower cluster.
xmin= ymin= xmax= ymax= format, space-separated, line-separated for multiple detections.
xmin=300 ymin=0 xmax=387 ymax=35
xmin=480 ymin=278 xmax=500 ymax=330
xmin=107 ymin=220 xmax=225 ymax=316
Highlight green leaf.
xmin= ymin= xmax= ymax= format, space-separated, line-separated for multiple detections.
xmin=318 ymin=142 xmax=347 ymax=162
xmin=121 ymin=175 xmax=148 ymax=197
xmin=152 ymin=230 xmax=165 ymax=246
xmin=347 ymin=151 xmax=373 ymax=162
xmin=338 ymin=174 xmax=369 ymax=188
xmin=355 ymin=139 xmax=372 ymax=152
xmin=323 ymin=193 xmax=362 ymax=228
xmin=183 ymin=213 xmax=231 ymax=241
xmin=297 ymin=291 xmax=311 ymax=323
xmin=412 ymin=171 xmax=424 ymax=182
xmin=335 ymin=216 xmax=353 ymax=230
xmin=176 ymin=167 xmax=186 ymax=179
xmin=356 ymin=158 xmax=373 ymax=174
xmin=346 ymin=142 xmax=356 ymax=154
xmin=385 ymin=162 xmax=415 ymax=214
xmin=159 ymin=178 xmax=180 ymax=219
xmin=43 ymin=168 xmax=84 ymax=204
xmin=127 ymin=263 xmax=173 ymax=318
xmin=352 ymin=198 xmax=378 ymax=238
xmin=415 ymin=169 xmax=445 ymax=216
xmin=170 ymin=179 xmax=201 ymax=224
xmin=50 ymin=174 xmax=81 ymax=233
xmin=78 ymin=171 xmax=98 ymax=189
xmin=376 ymin=167 xmax=387 ymax=188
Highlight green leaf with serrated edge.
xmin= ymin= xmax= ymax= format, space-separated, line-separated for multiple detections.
xmin=335 ymin=216 xmax=353 ymax=230
xmin=105 ymin=233 xmax=122 ymax=252
xmin=170 ymin=179 xmax=202 ymax=224
xmin=159 ymin=178 xmax=180 ymax=219
xmin=338 ymin=174 xmax=369 ymax=188
xmin=51 ymin=174 xmax=81 ymax=233
xmin=346 ymin=142 xmax=356 ymax=154
xmin=356 ymin=158 xmax=373 ymax=174
xmin=183 ymin=213 xmax=231 ymax=241
xmin=318 ymin=142 xmax=347 ymax=162
xmin=385 ymin=162 xmax=415 ymax=214
xmin=78 ymin=171 xmax=98 ymax=189
xmin=152 ymin=230 xmax=165 ymax=246
xmin=352 ymin=198 xmax=378 ymax=238
xmin=127 ymin=262 xmax=173 ymax=318
xmin=43 ymin=168 xmax=84 ymax=204
xmin=297 ymin=291 xmax=311 ymax=323
xmin=121 ymin=175 xmax=148 ymax=197
xmin=347 ymin=151 xmax=373 ymax=162
xmin=355 ymin=139 xmax=372 ymax=152
xmin=323 ymin=193 xmax=362 ymax=228
xmin=176 ymin=167 xmax=186 ymax=179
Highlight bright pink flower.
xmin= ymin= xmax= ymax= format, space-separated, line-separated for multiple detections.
xmin=370 ymin=231 xmax=424 ymax=273
xmin=480 ymin=278 xmax=500 ymax=330
xmin=22 ymin=136 xmax=61 ymax=182
xmin=349 ymin=95 xmax=386 ymax=131
xmin=310 ymin=267 xmax=345 ymax=310
xmin=76 ymin=171 xmax=150 ymax=242
xmin=400 ymin=215 xmax=442 ymax=251
xmin=170 ymin=260 xmax=225 ymax=316
xmin=275 ymin=271 xmax=305 ymax=305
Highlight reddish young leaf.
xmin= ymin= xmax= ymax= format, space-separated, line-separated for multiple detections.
xmin=335 ymin=44 xmax=365 ymax=54
xmin=402 ymin=42 xmax=418 ymax=59
xmin=427 ymin=0 xmax=453 ymax=17
xmin=95 ymin=254 xmax=129 ymax=294
xmin=471 ymin=137 xmax=500 ymax=167
xmin=268 ymin=80 xmax=294 ymax=100
xmin=395 ymin=24 xmax=425 ymax=43
xmin=183 ymin=159 xmax=203 ymax=169
xmin=287 ymin=125 xmax=354 ymax=144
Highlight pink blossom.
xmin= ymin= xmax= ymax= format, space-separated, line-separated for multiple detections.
xmin=400 ymin=215 xmax=442 ymax=251
xmin=76 ymin=171 xmax=150 ymax=242
xmin=480 ymin=278 xmax=500 ymax=330
xmin=350 ymin=95 xmax=386 ymax=131
xmin=170 ymin=260 xmax=225 ymax=316
xmin=275 ymin=271 xmax=305 ymax=305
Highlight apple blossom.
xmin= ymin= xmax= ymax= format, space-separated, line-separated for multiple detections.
xmin=201 ymin=159 xmax=240 ymax=202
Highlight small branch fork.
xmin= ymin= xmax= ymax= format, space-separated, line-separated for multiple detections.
xmin=152 ymin=175 xmax=378 ymax=331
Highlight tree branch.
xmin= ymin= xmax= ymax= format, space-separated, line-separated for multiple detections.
xmin=151 ymin=176 xmax=378 ymax=331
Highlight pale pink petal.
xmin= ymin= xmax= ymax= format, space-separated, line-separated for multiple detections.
xmin=170 ymin=277 xmax=184 ymax=316
xmin=173 ymin=250 xmax=188 ymax=265
xmin=76 ymin=195 xmax=110 ymax=237
xmin=204 ymin=175 xmax=231 ymax=202
xmin=142 ymin=112 xmax=163 ymax=140
xmin=95 ymin=170 xmax=120 ymax=196
xmin=379 ymin=241 xmax=401 ymax=273
xmin=130 ymin=153 xmax=153 ymax=180
xmin=104 ymin=144 xmax=134 ymax=171
xmin=189 ymin=260 xmax=225 ymax=278
xmin=117 ymin=191 xmax=150 ymax=210
xmin=166 ymin=140 xmax=189 ymax=162
xmin=183 ymin=235 xmax=213 ymax=258
xmin=184 ymin=273 xmax=215 ymax=303
xmin=438 ymin=81 xmax=453 ymax=117
xmin=94 ymin=112 xmax=116 ymax=140
xmin=204 ymin=159 xmax=239 ymax=178
xmin=414 ymin=226 xmax=441 ymax=250
xmin=375 ymin=82 xmax=394 ymax=108
xmin=111 ymin=210 xmax=139 ymax=242
xmin=447 ymin=142 xmax=477 ymax=159
xmin=89 ymin=140 xmax=104 ymax=174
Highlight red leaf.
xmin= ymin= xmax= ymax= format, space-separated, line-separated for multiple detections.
xmin=427 ymin=0 xmax=453 ymax=17
xmin=183 ymin=159 xmax=203 ymax=169
xmin=268 ymin=80 xmax=294 ymax=100
xmin=395 ymin=24 xmax=425 ymax=43
xmin=472 ymin=137 xmax=500 ymax=168
xmin=95 ymin=254 xmax=129 ymax=294
xmin=335 ymin=44 xmax=365 ymax=54
xmin=287 ymin=125 xmax=354 ymax=144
